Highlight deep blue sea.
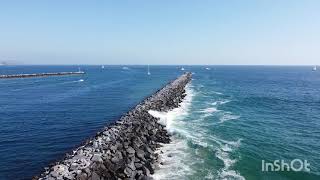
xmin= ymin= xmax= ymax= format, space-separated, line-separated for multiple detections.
xmin=0 ymin=65 xmax=319 ymax=180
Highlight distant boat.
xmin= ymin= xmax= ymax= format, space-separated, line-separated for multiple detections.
xmin=101 ymin=65 xmax=105 ymax=69
xmin=122 ymin=66 xmax=129 ymax=70
xmin=147 ymin=65 xmax=151 ymax=75
xmin=181 ymin=67 xmax=185 ymax=71
xmin=205 ymin=67 xmax=210 ymax=70
xmin=78 ymin=79 xmax=84 ymax=82
xmin=313 ymin=66 xmax=317 ymax=71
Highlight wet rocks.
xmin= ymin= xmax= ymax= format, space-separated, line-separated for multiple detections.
xmin=35 ymin=72 xmax=192 ymax=180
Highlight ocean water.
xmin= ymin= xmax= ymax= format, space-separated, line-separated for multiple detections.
xmin=1 ymin=66 xmax=320 ymax=180
xmin=0 ymin=65 xmax=181 ymax=180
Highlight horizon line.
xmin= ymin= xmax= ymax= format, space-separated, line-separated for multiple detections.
xmin=1 ymin=64 xmax=318 ymax=67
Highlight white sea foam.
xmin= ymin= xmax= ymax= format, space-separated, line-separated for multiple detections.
xmin=152 ymin=139 xmax=195 ymax=180
xmin=201 ymin=107 xmax=219 ymax=113
xmin=220 ymin=113 xmax=240 ymax=123
xmin=221 ymin=144 xmax=233 ymax=152
xmin=215 ymin=138 xmax=245 ymax=180
xmin=212 ymin=91 xmax=223 ymax=95
xmin=198 ymin=107 xmax=220 ymax=118
xmin=149 ymin=84 xmax=245 ymax=180
xmin=211 ymin=100 xmax=231 ymax=106
xmin=205 ymin=171 xmax=215 ymax=179
xmin=218 ymin=169 xmax=245 ymax=180
xmin=148 ymin=85 xmax=193 ymax=133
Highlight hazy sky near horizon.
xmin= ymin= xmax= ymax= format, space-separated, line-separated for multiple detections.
xmin=0 ymin=0 xmax=319 ymax=65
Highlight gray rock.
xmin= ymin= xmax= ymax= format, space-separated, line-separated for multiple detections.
xmin=124 ymin=167 xmax=133 ymax=177
xmin=76 ymin=173 xmax=88 ymax=180
xmin=134 ymin=163 xmax=143 ymax=169
xmin=91 ymin=171 xmax=101 ymax=180
xmin=126 ymin=146 xmax=135 ymax=154
xmin=142 ymin=166 xmax=150 ymax=176
xmin=91 ymin=154 xmax=103 ymax=163
xmin=93 ymin=141 xmax=99 ymax=149
xmin=63 ymin=173 xmax=74 ymax=180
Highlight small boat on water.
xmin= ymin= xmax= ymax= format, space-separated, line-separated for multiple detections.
xmin=147 ymin=65 xmax=151 ymax=75
xmin=101 ymin=65 xmax=105 ymax=69
xmin=313 ymin=66 xmax=317 ymax=71
xmin=181 ymin=67 xmax=185 ymax=71
xmin=78 ymin=67 xmax=84 ymax=73
xmin=122 ymin=66 xmax=129 ymax=70
xmin=205 ymin=67 xmax=210 ymax=70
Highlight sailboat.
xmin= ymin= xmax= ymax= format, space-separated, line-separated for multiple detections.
xmin=313 ymin=66 xmax=317 ymax=71
xmin=181 ymin=67 xmax=185 ymax=71
xmin=147 ymin=65 xmax=151 ymax=75
xmin=101 ymin=65 xmax=105 ymax=69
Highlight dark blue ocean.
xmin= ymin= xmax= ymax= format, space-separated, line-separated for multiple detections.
xmin=0 ymin=65 xmax=319 ymax=180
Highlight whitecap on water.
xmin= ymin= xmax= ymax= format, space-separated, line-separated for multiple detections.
xmin=211 ymin=100 xmax=231 ymax=106
xmin=220 ymin=113 xmax=240 ymax=123
xmin=201 ymin=107 xmax=220 ymax=113
xmin=71 ymin=79 xmax=84 ymax=83
xmin=198 ymin=107 xmax=220 ymax=118
xmin=212 ymin=91 xmax=223 ymax=95
xmin=218 ymin=169 xmax=245 ymax=180
xmin=215 ymin=139 xmax=245 ymax=180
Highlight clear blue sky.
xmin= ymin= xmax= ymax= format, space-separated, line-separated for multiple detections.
xmin=0 ymin=0 xmax=319 ymax=65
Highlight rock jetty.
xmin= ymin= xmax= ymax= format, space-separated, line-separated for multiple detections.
xmin=0 ymin=71 xmax=85 ymax=79
xmin=34 ymin=72 xmax=192 ymax=180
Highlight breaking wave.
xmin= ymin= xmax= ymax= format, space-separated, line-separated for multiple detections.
xmin=149 ymin=84 xmax=244 ymax=180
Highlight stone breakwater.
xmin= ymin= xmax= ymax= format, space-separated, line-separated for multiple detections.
xmin=0 ymin=71 xmax=85 ymax=79
xmin=35 ymin=72 xmax=192 ymax=180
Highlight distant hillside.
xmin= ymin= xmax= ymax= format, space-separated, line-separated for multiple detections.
xmin=0 ymin=62 xmax=8 ymax=65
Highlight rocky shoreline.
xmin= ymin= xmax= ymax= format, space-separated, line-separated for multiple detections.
xmin=34 ymin=72 xmax=192 ymax=180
